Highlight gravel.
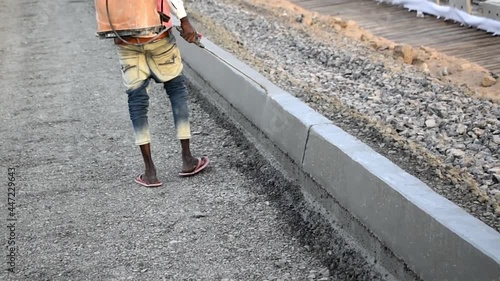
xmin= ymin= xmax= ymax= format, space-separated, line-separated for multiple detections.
xmin=0 ymin=0 xmax=390 ymax=280
xmin=184 ymin=0 xmax=500 ymax=231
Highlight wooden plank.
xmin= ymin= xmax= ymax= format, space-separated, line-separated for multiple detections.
xmin=292 ymin=0 xmax=500 ymax=73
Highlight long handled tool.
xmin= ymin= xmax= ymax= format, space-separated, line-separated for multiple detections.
xmin=175 ymin=26 xmax=205 ymax=48
xmin=176 ymin=27 xmax=269 ymax=95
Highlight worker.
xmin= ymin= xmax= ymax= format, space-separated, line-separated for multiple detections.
xmin=114 ymin=0 xmax=209 ymax=187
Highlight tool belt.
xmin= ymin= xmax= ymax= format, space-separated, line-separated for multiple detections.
xmin=114 ymin=28 xmax=171 ymax=45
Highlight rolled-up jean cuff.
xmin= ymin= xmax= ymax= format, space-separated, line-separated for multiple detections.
xmin=176 ymin=121 xmax=191 ymax=140
xmin=135 ymin=131 xmax=151 ymax=145
xmin=135 ymin=139 xmax=151 ymax=146
xmin=133 ymin=125 xmax=151 ymax=146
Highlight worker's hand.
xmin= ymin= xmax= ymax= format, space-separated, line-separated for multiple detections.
xmin=180 ymin=17 xmax=198 ymax=44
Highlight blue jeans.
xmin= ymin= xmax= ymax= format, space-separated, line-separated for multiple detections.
xmin=126 ymin=75 xmax=191 ymax=145
xmin=116 ymin=34 xmax=191 ymax=145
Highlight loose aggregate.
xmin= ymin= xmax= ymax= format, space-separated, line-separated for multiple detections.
xmin=0 ymin=0 xmax=389 ymax=280
xmin=185 ymin=0 xmax=500 ymax=231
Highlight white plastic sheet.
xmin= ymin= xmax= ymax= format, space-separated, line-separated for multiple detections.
xmin=374 ymin=0 xmax=500 ymax=35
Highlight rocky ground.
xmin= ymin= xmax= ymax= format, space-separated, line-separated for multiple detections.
xmin=184 ymin=0 xmax=500 ymax=231
xmin=0 ymin=0 xmax=397 ymax=280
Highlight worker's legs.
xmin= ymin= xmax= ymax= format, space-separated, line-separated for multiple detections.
xmin=163 ymin=74 xmax=200 ymax=173
xmin=127 ymin=81 xmax=160 ymax=184
xmin=148 ymin=35 xmax=208 ymax=174
xmin=117 ymin=44 xmax=160 ymax=185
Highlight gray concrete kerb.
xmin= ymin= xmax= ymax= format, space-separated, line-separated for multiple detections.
xmin=303 ymin=123 xmax=500 ymax=281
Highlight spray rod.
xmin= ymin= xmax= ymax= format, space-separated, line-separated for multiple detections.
xmin=175 ymin=26 xmax=205 ymax=48
xmin=179 ymin=30 xmax=269 ymax=96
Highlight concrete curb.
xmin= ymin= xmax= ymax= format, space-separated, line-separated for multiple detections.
xmin=175 ymin=31 xmax=500 ymax=281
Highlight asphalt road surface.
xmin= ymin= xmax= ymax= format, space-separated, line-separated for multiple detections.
xmin=0 ymin=0 xmax=383 ymax=280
